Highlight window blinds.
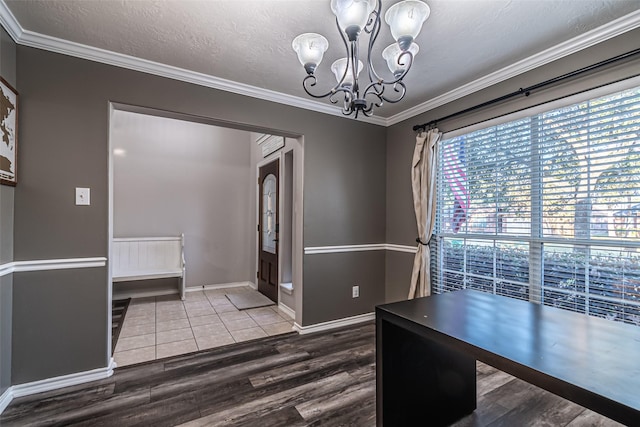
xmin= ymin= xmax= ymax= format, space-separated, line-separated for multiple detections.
xmin=433 ymin=84 xmax=640 ymax=326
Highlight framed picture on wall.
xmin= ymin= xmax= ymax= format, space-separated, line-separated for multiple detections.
xmin=0 ymin=76 xmax=17 ymax=186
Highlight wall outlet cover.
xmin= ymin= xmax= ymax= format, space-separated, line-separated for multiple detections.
xmin=75 ymin=187 xmax=90 ymax=205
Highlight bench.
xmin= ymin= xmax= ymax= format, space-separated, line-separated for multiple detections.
xmin=376 ymin=289 xmax=640 ymax=426
xmin=112 ymin=235 xmax=186 ymax=300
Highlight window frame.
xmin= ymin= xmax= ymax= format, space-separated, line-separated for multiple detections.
xmin=432 ymin=76 xmax=640 ymax=323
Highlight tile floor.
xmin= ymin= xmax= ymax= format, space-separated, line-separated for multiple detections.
xmin=113 ymin=286 xmax=295 ymax=367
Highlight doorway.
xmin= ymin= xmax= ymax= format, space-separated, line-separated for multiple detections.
xmin=108 ymin=104 xmax=305 ymax=365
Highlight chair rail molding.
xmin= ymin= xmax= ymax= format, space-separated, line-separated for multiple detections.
xmin=0 ymin=257 xmax=107 ymax=277
xmin=304 ymin=244 xmax=417 ymax=255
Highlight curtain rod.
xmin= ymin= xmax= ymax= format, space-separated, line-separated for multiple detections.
xmin=412 ymin=47 xmax=640 ymax=132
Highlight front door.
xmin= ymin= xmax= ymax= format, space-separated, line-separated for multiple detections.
xmin=258 ymin=159 xmax=279 ymax=302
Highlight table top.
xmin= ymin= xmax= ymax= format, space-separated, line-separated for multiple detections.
xmin=377 ymin=289 xmax=640 ymax=414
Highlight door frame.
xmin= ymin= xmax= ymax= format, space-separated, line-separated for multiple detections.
xmin=108 ymin=105 xmax=306 ymax=366
xmin=256 ymin=152 xmax=284 ymax=306
xmin=254 ymin=139 xmax=302 ymax=320
xmin=257 ymin=157 xmax=280 ymax=303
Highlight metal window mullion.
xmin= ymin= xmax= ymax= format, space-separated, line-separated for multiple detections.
xmin=437 ymin=235 xmax=444 ymax=294
xmin=463 ymin=238 xmax=468 ymax=289
xmin=584 ymin=99 xmax=595 ymax=314
xmin=493 ymin=240 xmax=497 ymax=295
xmin=435 ymin=147 xmax=444 ymax=293
xmin=530 ymin=114 xmax=543 ymax=304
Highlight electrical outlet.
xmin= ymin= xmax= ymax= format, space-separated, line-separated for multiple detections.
xmin=75 ymin=187 xmax=90 ymax=206
xmin=352 ymin=285 xmax=359 ymax=298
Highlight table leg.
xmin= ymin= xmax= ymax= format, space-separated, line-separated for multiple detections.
xmin=377 ymin=316 xmax=476 ymax=426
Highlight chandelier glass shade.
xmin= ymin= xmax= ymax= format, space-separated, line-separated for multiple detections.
xmin=292 ymin=0 xmax=430 ymax=118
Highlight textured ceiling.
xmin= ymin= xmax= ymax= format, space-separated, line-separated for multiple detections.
xmin=4 ymin=0 xmax=640 ymax=120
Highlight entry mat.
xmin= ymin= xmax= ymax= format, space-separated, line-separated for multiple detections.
xmin=226 ymin=291 xmax=275 ymax=310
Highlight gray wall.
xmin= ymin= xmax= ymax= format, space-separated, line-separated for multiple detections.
xmin=12 ymin=269 xmax=106 ymax=384
xmin=302 ymin=128 xmax=387 ymax=324
xmin=112 ymin=110 xmax=254 ymax=289
xmin=14 ymin=45 xmax=386 ymax=382
xmin=384 ymin=28 xmax=640 ymax=301
xmin=0 ymin=26 xmax=15 ymax=396
xmin=304 ymin=251 xmax=386 ymax=324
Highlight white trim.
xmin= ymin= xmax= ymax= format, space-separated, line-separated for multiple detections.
xmin=107 ymin=102 xmax=116 ymax=363
xmin=386 ymin=10 xmax=640 ymax=126
xmin=0 ymin=262 xmax=12 ymax=277
xmin=11 ymin=359 xmax=115 ymax=399
xmin=113 ymin=236 xmax=183 ymax=242
xmin=293 ymin=312 xmax=374 ymax=335
xmin=15 ymin=258 xmax=107 ymax=272
xmin=0 ymin=387 xmax=12 ymax=415
xmin=0 ymin=2 xmax=637 ymax=128
xmin=385 ymin=244 xmax=418 ymax=254
xmin=0 ymin=0 xmax=20 ymax=42
xmin=277 ymin=302 xmax=296 ymax=321
xmin=247 ymin=281 xmax=258 ymax=290
xmin=279 ymin=282 xmax=294 ymax=295
xmin=0 ymin=4 xmax=384 ymax=127
xmin=185 ymin=282 xmax=254 ymax=292
xmin=304 ymin=244 xmax=386 ymax=254
xmin=304 ymin=243 xmax=417 ymax=254
xmin=0 ymin=257 xmax=107 ymax=277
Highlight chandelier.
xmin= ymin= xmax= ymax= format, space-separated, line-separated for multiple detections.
xmin=292 ymin=0 xmax=430 ymax=118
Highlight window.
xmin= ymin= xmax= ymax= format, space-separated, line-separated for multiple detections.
xmin=433 ymin=83 xmax=640 ymax=326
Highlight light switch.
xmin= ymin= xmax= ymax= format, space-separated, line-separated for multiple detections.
xmin=75 ymin=187 xmax=90 ymax=206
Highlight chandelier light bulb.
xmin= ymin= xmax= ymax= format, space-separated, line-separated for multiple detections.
xmin=382 ymin=42 xmax=419 ymax=78
xmin=330 ymin=0 xmax=377 ymax=41
xmin=293 ymin=0 xmax=431 ymax=118
xmin=385 ymin=0 xmax=430 ymax=50
xmin=292 ymin=33 xmax=329 ymax=75
xmin=331 ymin=58 xmax=364 ymax=87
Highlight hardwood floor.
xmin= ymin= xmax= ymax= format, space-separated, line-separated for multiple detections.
xmin=0 ymin=322 xmax=624 ymax=426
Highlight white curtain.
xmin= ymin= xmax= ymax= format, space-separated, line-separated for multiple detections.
xmin=408 ymin=129 xmax=441 ymax=299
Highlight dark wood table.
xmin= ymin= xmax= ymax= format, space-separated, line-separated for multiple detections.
xmin=376 ymin=289 xmax=640 ymax=426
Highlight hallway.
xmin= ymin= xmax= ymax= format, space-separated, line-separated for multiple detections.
xmin=113 ymin=286 xmax=294 ymax=367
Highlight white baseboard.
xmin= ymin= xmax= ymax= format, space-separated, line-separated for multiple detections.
xmin=279 ymin=282 xmax=293 ymax=295
xmin=277 ymin=302 xmax=295 ymax=320
xmin=0 ymin=387 xmax=12 ymax=415
xmin=11 ymin=359 xmax=116 ymax=399
xmin=247 ymin=281 xmax=257 ymax=290
xmin=185 ymin=281 xmax=254 ymax=292
xmin=293 ymin=312 xmax=374 ymax=335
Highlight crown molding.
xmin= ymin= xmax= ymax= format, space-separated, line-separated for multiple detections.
xmin=0 ymin=1 xmax=386 ymax=127
xmin=1 ymin=1 xmax=638 ymax=129
xmin=0 ymin=0 xmax=19 ymax=41
xmin=385 ymin=9 xmax=640 ymax=126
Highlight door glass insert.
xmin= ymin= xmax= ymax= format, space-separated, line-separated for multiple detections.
xmin=262 ymin=173 xmax=277 ymax=254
